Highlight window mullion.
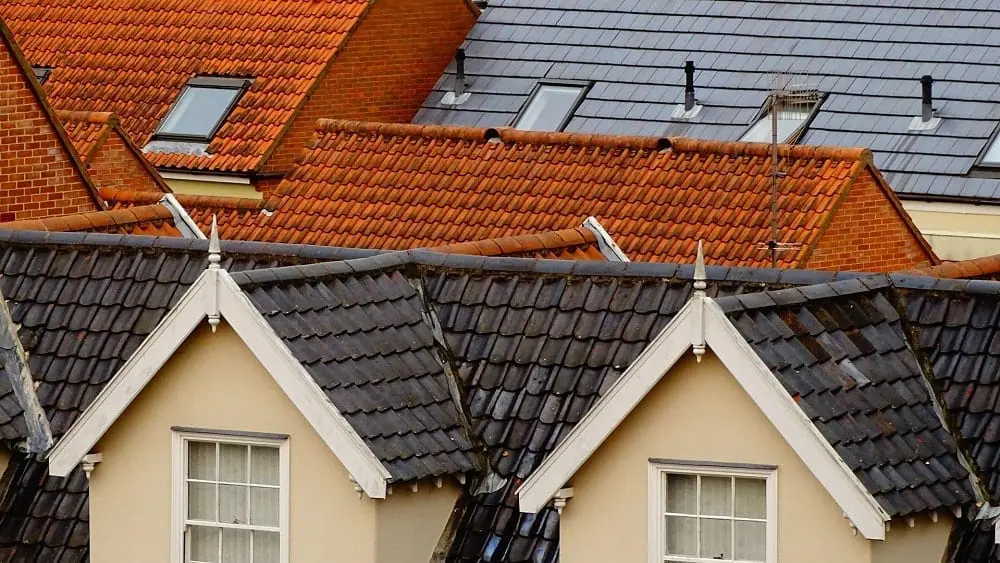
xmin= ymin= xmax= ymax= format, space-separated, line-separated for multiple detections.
xmin=695 ymin=475 xmax=701 ymax=558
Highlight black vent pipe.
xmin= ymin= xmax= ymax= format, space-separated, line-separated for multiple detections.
xmin=684 ymin=61 xmax=696 ymax=111
xmin=455 ymin=49 xmax=466 ymax=97
xmin=921 ymin=75 xmax=934 ymax=122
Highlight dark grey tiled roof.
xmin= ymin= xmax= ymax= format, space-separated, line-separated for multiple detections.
xmin=717 ymin=278 xmax=977 ymax=517
xmin=238 ymin=269 xmax=482 ymax=482
xmin=414 ymin=0 xmax=1000 ymax=201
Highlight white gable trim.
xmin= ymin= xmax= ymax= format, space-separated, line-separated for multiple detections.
xmin=582 ymin=216 xmax=629 ymax=262
xmin=46 ymin=269 xmax=390 ymax=498
xmin=517 ymin=296 xmax=889 ymax=540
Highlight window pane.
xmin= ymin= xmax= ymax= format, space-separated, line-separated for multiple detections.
xmin=158 ymin=86 xmax=240 ymax=138
xmin=984 ymin=137 xmax=1000 ymax=164
xmin=222 ymin=528 xmax=251 ymax=563
xmin=220 ymin=444 xmax=248 ymax=483
xmin=665 ymin=474 xmax=696 ymax=514
xmin=189 ymin=442 xmax=216 ymax=480
xmin=250 ymin=446 xmax=279 ymax=486
xmin=740 ymin=111 xmax=809 ymax=144
xmin=665 ymin=515 xmax=697 ymax=556
xmin=735 ymin=478 xmax=766 ymax=519
xmin=253 ymin=531 xmax=280 ymax=563
xmin=514 ymin=85 xmax=583 ymax=132
xmin=735 ymin=520 xmax=767 ymax=561
xmin=699 ymin=518 xmax=732 ymax=560
xmin=188 ymin=482 xmax=217 ymax=521
xmin=189 ymin=525 xmax=219 ymax=563
xmin=700 ymin=476 xmax=732 ymax=516
xmin=219 ymin=484 xmax=248 ymax=525
xmin=250 ymin=487 xmax=279 ymax=527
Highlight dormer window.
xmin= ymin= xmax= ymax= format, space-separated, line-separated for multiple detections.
xmin=513 ymin=81 xmax=590 ymax=132
xmin=32 ymin=66 xmax=51 ymax=84
xmin=154 ymin=76 xmax=250 ymax=143
xmin=740 ymin=90 xmax=823 ymax=145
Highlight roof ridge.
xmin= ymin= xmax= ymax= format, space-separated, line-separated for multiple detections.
xmin=314 ymin=119 xmax=876 ymax=160
xmin=172 ymin=192 xmax=267 ymax=211
xmin=431 ymin=227 xmax=598 ymax=257
xmin=0 ymin=205 xmax=174 ymax=233
xmin=714 ymin=274 xmax=893 ymax=313
xmin=54 ymin=109 xmax=116 ymax=126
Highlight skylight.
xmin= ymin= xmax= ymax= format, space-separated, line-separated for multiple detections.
xmin=32 ymin=66 xmax=51 ymax=84
xmin=740 ymin=91 xmax=823 ymax=145
xmin=513 ymin=82 xmax=589 ymax=132
xmin=154 ymin=76 xmax=250 ymax=142
xmin=982 ymin=135 xmax=1000 ymax=165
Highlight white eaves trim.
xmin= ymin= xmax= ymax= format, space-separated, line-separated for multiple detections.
xmin=160 ymin=193 xmax=208 ymax=240
xmin=582 ymin=216 xmax=629 ymax=262
xmin=517 ymin=297 xmax=890 ymax=540
xmin=47 ymin=269 xmax=391 ymax=498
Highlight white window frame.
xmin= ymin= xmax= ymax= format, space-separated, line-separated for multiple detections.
xmin=171 ymin=429 xmax=290 ymax=563
xmin=647 ymin=461 xmax=777 ymax=563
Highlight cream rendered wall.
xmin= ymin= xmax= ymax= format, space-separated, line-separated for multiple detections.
xmin=903 ymin=200 xmax=1000 ymax=260
xmin=0 ymin=448 xmax=10 ymax=477
xmin=871 ymin=514 xmax=954 ymax=563
xmin=88 ymin=322 xmax=378 ymax=563
xmin=559 ymin=352 xmax=873 ymax=563
xmin=163 ymin=177 xmax=262 ymax=200
xmin=375 ymin=480 xmax=461 ymax=563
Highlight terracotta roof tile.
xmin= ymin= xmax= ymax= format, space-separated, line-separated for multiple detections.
xmin=0 ymin=205 xmax=181 ymax=237
xmin=100 ymin=187 xmax=266 ymax=238
xmin=432 ymin=227 xmax=607 ymax=260
xmin=2 ymin=0 xmax=373 ymax=173
xmin=219 ymin=120 xmax=875 ymax=267
xmin=54 ymin=110 xmax=114 ymax=164
xmin=904 ymin=254 xmax=1000 ymax=280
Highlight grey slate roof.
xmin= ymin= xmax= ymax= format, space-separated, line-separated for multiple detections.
xmin=0 ymin=232 xmax=997 ymax=562
xmin=237 ymin=268 xmax=482 ymax=482
xmin=414 ymin=0 xmax=1000 ymax=201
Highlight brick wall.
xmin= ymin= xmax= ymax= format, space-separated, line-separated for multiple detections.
xmin=805 ymin=169 xmax=934 ymax=272
xmin=262 ymin=0 xmax=477 ymax=176
xmin=87 ymin=131 xmax=164 ymax=193
xmin=0 ymin=44 xmax=95 ymax=222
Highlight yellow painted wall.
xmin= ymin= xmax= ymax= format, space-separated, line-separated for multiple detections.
xmin=903 ymin=200 xmax=1000 ymax=260
xmin=375 ymin=480 xmax=461 ymax=563
xmin=872 ymin=514 xmax=954 ymax=563
xmin=559 ymin=352 xmax=873 ymax=563
xmin=163 ymin=177 xmax=262 ymax=200
xmin=89 ymin=322 xmax=378 ymax=563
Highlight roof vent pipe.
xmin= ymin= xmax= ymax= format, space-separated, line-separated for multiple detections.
xmin=684 ymin=61 xmax=696 ymax=112
xmin=921 ymin=75 xmax=934 ymax=123
xmin=441 ymin=49 xmax=471 ymax=106
xmin=455 ymin=48 xmax=466 ymax=99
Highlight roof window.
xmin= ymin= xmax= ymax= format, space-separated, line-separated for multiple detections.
xmin=153 ymin=76 xmax=250 ymax=143
xmin=32 ymin=66 xmax=51 ymax=84
xmin=740 ymin=90 xmax=823 ymax=145
xmin=981 ymin=135 xmax=1000 ymax=166
xmin=513 ymin=81 xmax=590 ymax=132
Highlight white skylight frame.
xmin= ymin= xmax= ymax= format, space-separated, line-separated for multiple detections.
xmin=513 ymin=80 xmax=591 ymax=132
xmin=739 ymin=91 xmax=824 ymax=145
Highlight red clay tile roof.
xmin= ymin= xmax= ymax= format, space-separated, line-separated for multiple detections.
xmin=0 ymin=205 xmax=182 ymax=237
xmin=432 ymin=227 xmax=607 ymax=260
xmin=100 ymin=187 xmax=265 ymax=238
xmin=903 ymin=255 xmax=1000 ymax=280
xmin=216 ymin=120 xmax=923 ymax=268
xmin=2 ymin=0 xmax=376 ymax=173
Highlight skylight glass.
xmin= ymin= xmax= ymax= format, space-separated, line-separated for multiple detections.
xmin=513 ymin=83 xmax=588 ymax=132
xmin=32 ymin=66 xmax=51 ymax=84
xmin=154 ymin=77 xmax=248 ymax=142
xmin=982 ymin=135 xmax=1000 ymax=165
xmin=740 ymin=108 xmax=812 ymax=144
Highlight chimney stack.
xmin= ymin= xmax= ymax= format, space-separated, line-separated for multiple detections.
xmin=454 ymin=48 xmax=466 ymax=98
xmin=920 ymin=75 xmax=934 ymax=123
xmin=684 ymin=61 xmax=696 ymax=111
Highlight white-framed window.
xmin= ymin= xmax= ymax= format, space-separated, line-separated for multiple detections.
xmin=513 ymin=81 xmax=590 ymax=132
xmin=648 ymin=461 xmax=777 ymax=563
xmin=172 ymin=429 xmax=289 ymax=563
xmin=154 ymin=76 xmax=250 ymax=142
xmin=739 ymin=91 xmax=823 ymax=145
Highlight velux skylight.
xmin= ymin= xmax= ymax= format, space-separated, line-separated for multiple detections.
xmin=154 ymin=76 xmax=250 ymax=143
xmin=513 ymin=81 xmax=590 ymax=132
xmin=740 ymin=90 xmax=823 ymax=145
xmin=32 ymin=66 xmax=51 ymax=84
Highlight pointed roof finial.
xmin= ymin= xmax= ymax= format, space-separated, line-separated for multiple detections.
xmin=207 ymin=215 xmax=221 ymax=270
xmin=693 ymin=240 xmax=706 ymax=293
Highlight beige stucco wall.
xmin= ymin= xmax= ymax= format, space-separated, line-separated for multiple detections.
xmin=560 ymin=351 xmax=873 ymax=563
xmin=0 ymin=447 xmax=10 ymax=478
xmin=903 ymin=200 xmax=1000 ymax=260
xmin=163 ymin=176 xmax=262 ymax=200
xmin=872 ymin=514 xmax=954 ymax=563
xmin=375 ymin=479 xmax=461 ymax=563
xmin=89 ymin=322 xmax=378 ymax=563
